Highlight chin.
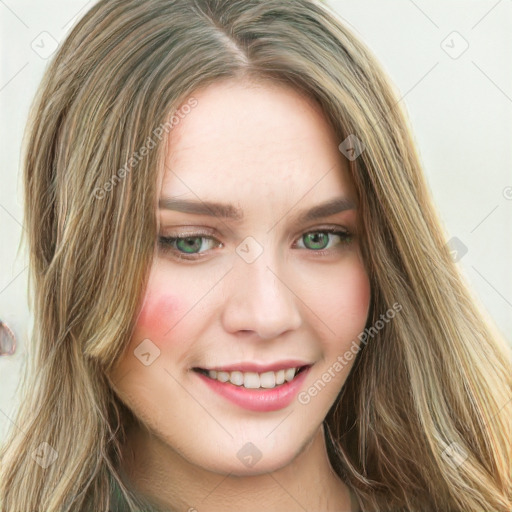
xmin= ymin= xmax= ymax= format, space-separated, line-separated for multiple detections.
xmin=184 ymin=431 xmax=314 ymax=477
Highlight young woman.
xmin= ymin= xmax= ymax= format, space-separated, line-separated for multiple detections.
xmin=1 ymin=0 xmax=510 ymax=510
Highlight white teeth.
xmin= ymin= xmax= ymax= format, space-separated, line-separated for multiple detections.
xmin=259 ymin=371 xmax=276 ymax=389
xmin=284 ymin=368 xmax=296 ymax=382
xmin=244 ymin=372 xmax=260 ymax=389
xmin=217 ymin=371 xmax=230 ymax=383
xmin=230 ymin=371 xmax=244 ymax=386
xmin=206 ymin=366 xmax=303 ymax=389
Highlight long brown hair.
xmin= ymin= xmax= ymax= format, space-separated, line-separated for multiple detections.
xmin=1 ymin=0 xmax=510 ymax=510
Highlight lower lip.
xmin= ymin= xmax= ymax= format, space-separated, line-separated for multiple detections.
xmin=193 ymin=366 xmax=312 ymax=412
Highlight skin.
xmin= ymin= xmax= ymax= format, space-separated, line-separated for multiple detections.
xmin=107 ymin=78 xmax=371 ymax=512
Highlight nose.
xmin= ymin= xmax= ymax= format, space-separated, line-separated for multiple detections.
xmin=220 ymin=248 xmax=302 ymax=339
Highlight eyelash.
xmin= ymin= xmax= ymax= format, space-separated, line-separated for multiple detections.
xmin=158 ymin=227 xmax=353 ymax=261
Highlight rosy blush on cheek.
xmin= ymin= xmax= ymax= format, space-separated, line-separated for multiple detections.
xmin=136 ymin=292 xmax=182 ymax=340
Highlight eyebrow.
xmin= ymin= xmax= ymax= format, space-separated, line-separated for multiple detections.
xmin=158 ymin=196 xmax=356 ymax=223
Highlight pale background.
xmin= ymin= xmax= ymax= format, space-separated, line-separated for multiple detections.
xmin=1 ymin=0 xmax=511 ymax=444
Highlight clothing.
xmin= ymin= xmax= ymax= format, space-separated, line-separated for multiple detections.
xmin=349 ymin=487 xmax=361 ymax=511
xmin=109 ymin=474 xmax=163 ymax=512
xmin=108 ymin=473 xmax=361 ymax=511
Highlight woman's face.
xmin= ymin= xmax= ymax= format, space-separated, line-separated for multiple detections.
xmin=108 ymin=79 xmax=371 ymax=475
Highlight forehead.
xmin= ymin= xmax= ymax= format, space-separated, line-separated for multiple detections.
xmin=160 ymin=79 xmax=355 ymax=200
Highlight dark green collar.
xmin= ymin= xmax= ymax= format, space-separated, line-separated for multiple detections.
xmin=109 ymin=474 xmax=166 ymax=512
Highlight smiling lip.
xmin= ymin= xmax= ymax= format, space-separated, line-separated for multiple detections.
xmin=193 ymin=364 xmax=313 ymax=412
xmin=195 ymin=360 xmax=312 ymax=373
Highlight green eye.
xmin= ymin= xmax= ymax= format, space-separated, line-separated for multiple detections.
xmin=176 ymin=237 xmax=204 ymax=254
xmin=298 ymin=229 xmax=352 ymax=251
xmin=159 ymin=235 xmax=220 ymax=256
xmin=303 ymin=232 xmax=330 ymax=250
xmin=158 ymin=227 xmax=353 ymax=261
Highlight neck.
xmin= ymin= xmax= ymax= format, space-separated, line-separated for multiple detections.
xmin=120 ymin=421 xmax=354 ymax=512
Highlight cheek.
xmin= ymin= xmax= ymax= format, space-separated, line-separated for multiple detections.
xmin=136 ymin=291 xmax=182 ymax=341
xmin=329 ymin=262 xmax=371 ymax=319
xmin=350 ymin=265 xmax=371 ymax=316
xmin=320 ymin=261 xmax=371 ymax=345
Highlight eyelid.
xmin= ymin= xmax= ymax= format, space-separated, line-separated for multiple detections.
xmin=288 ymin=224 xmax=351 ymax=241
xmin=159 ymin=223 xmax=351 ymax=238
xmin=159 ymin=225 xmax=351 ymax=243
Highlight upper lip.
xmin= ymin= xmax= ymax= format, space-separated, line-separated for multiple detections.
xmin=194 ymin=360 xmax=313 ymax=373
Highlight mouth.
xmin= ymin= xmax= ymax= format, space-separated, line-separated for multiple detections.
xmin=192 ymin=364 xmax=312 ymax=390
